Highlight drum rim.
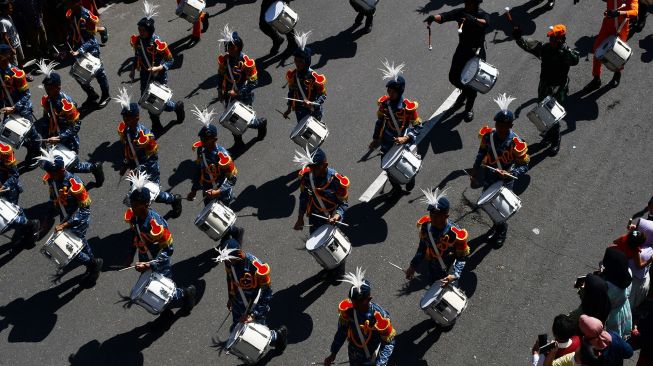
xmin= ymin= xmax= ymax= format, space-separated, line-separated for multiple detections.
xmin=420 ymin=284 xmax=444 ymax=308
xmin=477 ymin=180 xmax=504 ymax=205
xmin=265 ymin=1 xmax=285 ymax=21
xmin=381 ymin=145 xmax=408 ymax=170
xmin=461 ymin=57 xmax=481 ymax=84
xmin=305 ymin=224 xmax=337 ymax=251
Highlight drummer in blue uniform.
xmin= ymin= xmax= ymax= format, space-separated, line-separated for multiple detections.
xmin=324 ymin=268 xmax=396 ymax=366
xmin=405 ymin=188 xmax=470 ymax=286
xmin=470 ymin=93 xmax=529 ymax=247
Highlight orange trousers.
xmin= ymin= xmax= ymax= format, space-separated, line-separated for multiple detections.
xmin=592 ymin=17 xmax=630 ymax=76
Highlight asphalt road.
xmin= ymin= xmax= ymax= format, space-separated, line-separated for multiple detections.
xmin=0 ymin=0 xmax=651 ymax=365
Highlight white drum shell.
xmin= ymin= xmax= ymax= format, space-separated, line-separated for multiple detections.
xmin=226 ymin=322 xmax=273 ymax=364
xmin=381 ymin=145 xmax=422 ymax=185
xmin=219 ymin=101 xmax=255 ymax=136
xmin=0 ymin=115 xmax=32 ymax=148
xmin=265 ymin=1 xmax=299 ymax=34
xmin=460 ymin=57 xmax=498 ymax=94
xmin=595 ymin=36 xmax=632 ymax=72
xmin=477 ymin=181 xmax=522 ymax=223
xmin=41 ymin=230 xmax=84 ymax=268
xmin=526 ymin=96 xmax=566 ymax=134
xmin=70 ymin=53 xmax=102 ymax=85
xmin=420 ymin=285 xmax=468 ymax=326
xmin=139 ymin=82 xmax=173 ymax=116
xmin=194 ymin=199 xmax=237 ymax=241
xmin=130 ymin=270 xmax=176 ymax=315
xmin=51 ymin=144 xmax=78 ymax=169
xmin=0 ymin=198 xmax=20 ymax=234
xmin=305 ymin=224 xmax=352 ymax=270
xmin=351 ymin=0 xmax=379 ymax=12
xmin=290 ymin=116 xmax=329 ymax=152
xmin=176 ymin=0 xmax=205 ymax=23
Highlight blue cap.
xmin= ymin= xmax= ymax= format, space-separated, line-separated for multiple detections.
xmin=198 ymin=124 xmax=218 ymax=139
xmin=43 ymin=72 xmax=61 ymax=86
xmin=122 ymin=102 xmax=140 ymax=116
xmin=0 ymin=44 xmax=11 ymax=54
xmin=311 ymin=147 xmax=326 ymax=165
xmin=428 ymin=196 xmax=450 ymax=213
xmin=129 ymin=186 xmax=151 ymax=203
xmin=43 ymin=156 xmax=65 ymax=172
xmin=494 ymin=110 xmax=515 ymax=124
xmin=137 ymin=17 xmax=155 ymax=35
xmin=349 ymin=279 xmax=372 ymax=300
xmin=385 ymin=75 xmax=406 ymax=95
xmin=293 ymin=46 xmax=313 ymax=67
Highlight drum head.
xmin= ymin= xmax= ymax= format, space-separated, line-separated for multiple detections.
xmin=305 ymin=224 xmax=335 ymax=251
xmin=265 ymin=1 xmax=283 ymax=22
xmin=461 ymin=58 xmax=480 ymax=84
xmin=477 ymin=180 xmax=504 ymax=205
xmin=130 ymin=270 xmax=153 ymax=300
xmin=380 ymin=145 xmax=404 ymax=170
xmin=226 ymin=322 xmax=246 ymax=349
xmin=420 ymin=284 xmax=444 ymax=309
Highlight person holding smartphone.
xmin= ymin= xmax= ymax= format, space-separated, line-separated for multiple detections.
xmin=531 ymin=314 xmax=580 ymax=366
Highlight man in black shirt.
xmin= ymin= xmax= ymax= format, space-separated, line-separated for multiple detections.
xmin=425 ymin=0 xmax=489 ymax=122
xmin=259 ymin=0 xmax=298 ymax=54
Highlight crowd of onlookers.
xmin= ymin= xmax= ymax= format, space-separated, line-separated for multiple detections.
xmin=530 ymin=197 xmax=653 ymax=366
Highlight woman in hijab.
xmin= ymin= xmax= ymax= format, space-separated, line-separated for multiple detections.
xmin=580 ymin=273 xmax=612 ymax=323
xmin=578 ymin=315 xmax=633 ymax=366
xmin=600 ymin=247 xmax=633 ymax=338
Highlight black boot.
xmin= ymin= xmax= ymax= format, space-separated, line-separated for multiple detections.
xmin=405 ymin=176 xmax=416 ymax=191
xmin=494 ymin=223 xmax=508 ymax=248
xmin=174 ymin=101 xmax=185 ymax=124
xmin=585 ymin=76 xmax=601 ymax=92
xmin=363 ymin=16 xmax=373 ymax=34
xmin=548 ymin=125 xmax=561 ymax=156
xmin=24 ymin=149 xmax=40 ymax=169
xmin=201 ymin=13 xmax=209 ymax=33
xmin=188 ymin=36 xmax=200 ymax=48
xmin=92 ymin=162 xmax=105 ymax=187
xmin=183 ymin=285 xmax=197 ymax=312
xmin=274 ymin=325 xmax=288 ymax=353
xmin=256 ymin=118 xmax=267 ymax=141
xmin=151 ymin=115 xmax=164 ymax=137
xmin=99 ymin=28 xmax=109 ymax=44
xmin=354 ymin=12 xmax=364 ymax=25
xmin=22 ymin=219 xmax=40 ymax=248
xmin=97 ymin=92 xmax=111 ymax=108
xmin=83 ymin=258 xmax=103 ymax=285
xmin=81 ymin=89 xmax=99 ymax=108
xmin=464 ymin=109 xmax=474 ymax=122
xmin=172 ymin=194 xmax=183 ymax=217
xmin=610 ymin=71 xmax=621 ymax=87
xmin=451 ymin=92 xmax=466 ymax=111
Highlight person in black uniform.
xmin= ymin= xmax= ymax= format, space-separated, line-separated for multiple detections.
xmin=259 ymin=0 xmax=298 ymax=54
xmin=424 ymin=0 xmax=489 ymax=122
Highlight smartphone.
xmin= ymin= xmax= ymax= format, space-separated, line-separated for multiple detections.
xmin=539 ymin=341 xmax=556 ymax=354
xmin=538 ymin=334 xmax=547 ymax=347
xmin=574 ymin=276 xmax=586 ymax=289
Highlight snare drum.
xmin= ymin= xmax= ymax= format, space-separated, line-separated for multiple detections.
xmin=526 ymin=96 xmax=566 ymax=135
xmin=381 ymin=144 xmax=422 ymax=185
xmin=460 ymin=57 xmax=498 ymax=94
xmin=305 ymin=224 xmax=352 ymax=270
xmin=0 ymin=198 xmax=19 ymax=234
xmin=595 ymin=36 xmax=632 ymax=72
xmin=420 ymin=284 xmax=468 ymax=327
xmin=70 ymin=53 xmax=102 ymax=85
xmin=477 ymin=181 xmax=522 ymax=223
xmin=175 ymin=0 xmax=205 ymax=23
xmin=350 ymin=0 xmax=379 ymax=13
xmin=219 ymin=101 xmax=255 ymax=136
xmin=265 ymin=1 xmax=298 ymax=34
xmin=290 ymin=115 xmax=329 ymax=151
xmin=0 ymin=115 xmax=33 ymax=148
xmin=40 ymin=230 xmax=85 ymax=268
xmin=226 ymin=321 xmax=273 ymax=364
xmin=130 ymin=270 xmax=176 ymax=315
xmin=194 ymin=199 xmax=237 ymax=241
xmin=636 ymin=218 xmax=653 ymax=247
xmin=139 ymin=82 xmax=173 ymax=116
xmin=51 ymin=144 xmax=78 ymax=169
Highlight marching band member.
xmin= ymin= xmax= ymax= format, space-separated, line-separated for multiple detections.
xmin=405 ymin=188 xmax=470 ymax=286
xmin=186 ymin=106 xmax=244 ymax=241
xmin=293 ymin=147 xmax=350 ymax=234
xmin=0 ymin=143 xmax=39 ymax=247
xmin=513 ymin=24 xmax=579 ymax=156
xmin=586 ymin=0 xmax=638 ymax=90
xmin=66 ymin=0 xmax=110 ymax=109
xmin=349 ymin=0 xmax=375 ymax=33
xmin=129 ymin=0 xmax=185 ymax=136
xmin=369 ymin=59 xmax=422 ymax=194
xmin=35 ymin=60 xmax=105 ymax=187
xmin=37 ymin=149 xmax=103 ymax=285
xmin=0 ymin=44 xmax=41 ymax=168
xmin=81 ymin=0 xmax=109 ymax=44
xmin=214 ymin=239 xmax=288 ymax=351
xmin=125 ymin=170 xmax=197 ymax=313
xmin=176 ymin=0 xmax=209 ymax=47
xmin=424 ymin=0 xmax=490 ymax=122
xmin=216 ymin=26 xmax=267 ymax=149
xmin=114 ymin=88 xmax=182 ymax=217
xmin=282 ymin=31 xmax=327 ymax=123
xmin=470 ymin=94 xmax=530 ymax=247
xmin=324 ymin=267 xmax=396 ymax=366
xmin=259 ymin=0 xmax=297 ymax=54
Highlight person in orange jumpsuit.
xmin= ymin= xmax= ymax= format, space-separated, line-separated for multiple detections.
xmin=587 ymin=0 xmax=638 ymax=90
xmin=176 ymin=0 xmax=209 ymax=47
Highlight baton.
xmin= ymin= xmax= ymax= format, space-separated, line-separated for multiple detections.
xmin=481 ymin=164 xmax=518 ymax=180
xmin=504 ymin=7 xmax=513 ymax=23
xmin=427 ymin=25 xmax=432 ymax=51
xmin=388 ymin=261 xmax=406 ymax=273
xmin=276 ymin=109 xmax=290 ymax=119
xmin=311 ymin=213 xmax=350 ymax=227
xmin=285 ymin=97 xmax=320 ymax=106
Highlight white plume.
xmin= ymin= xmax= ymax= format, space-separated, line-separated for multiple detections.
xmin=292 ymin=147 xmax=314 ymax=169
xmin=419 ymin=187 xmax=449 ymax=209
xmin=340 ymin=267 xmax=366 ymax=291
xmin=217 ymin=24 xmax=235 ymax=44
xmin=213 ymin=247 xmax=240 ymax=263
xmin=493 ymin=93 xmax=516 ymax=113
xmin=379 ymin=59 xmax=405 ymax=82
xmin=294 ymin=30 xmax=312 ymax=51
xmin=125 ymin=170 xmax=151 ymax=192
xmin=142 ymin=0 xmax=159 ymax=20
xmin=191 ymin=105 xmax=217 ymax=127
xmin=35 ymin=147 xmax=58 ymax=165
xmin=35 ymin=59 xmax=59 ymax=77
xmin=113 ymin=87 xmax=132 ymax=109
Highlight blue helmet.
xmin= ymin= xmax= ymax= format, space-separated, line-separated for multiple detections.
xmin=198 ymin=124 xmax=218 ymax=139
xmin=349 ymin=279 xmax=372 ymax=300
xmin=129 ymin=186 xmax=151 ymax=203
xmin=43 ymin=72 xmax=62 ymax=87
xmin=42 ymin=155 xmax=65 ymax=172
xmin=385 ymin=75 xmax=406 ymax=95
xmin=428 ymin=196 xmax=450 ymax=213
xmin=122 ymin=102 xmax=140 ymax=117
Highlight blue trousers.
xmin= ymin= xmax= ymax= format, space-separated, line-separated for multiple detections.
xmin=6 ymin=209 xmax=28 ymax=234
xmin=77 ymin=66 xmax=109 ymax=96
xmin=294 ymin=106 xmax=323 ymax=123
xmin=154 ymin=191 xmax=175 ymax=205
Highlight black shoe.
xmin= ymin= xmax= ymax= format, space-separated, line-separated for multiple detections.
xmin=188 ymin=36 xmax=200 ymax=48
xmin=183 ymin=285 xmax=197 ymax=312
xmin=24 ymin=150 xmax=40 ymax=169
xmin=172 ymin=194 xmax=183 ymax=217
xmin=99 ymin=28 xmax=109 ymax=44
xmin=82 ymin=91 xmax=99 ymax=107
xmin=256 ymin=118 xmax=267 ymax=141
xmin=494 ymin=225 xmax=508 ymax=248
xmin=97 ymin=94 xmax=111 ymax=108
xmin=275 ymin=325 xmax=288 ymax=353
xmin=84 ymin=258 xmax=103 ymax=285
xmin=464 ymin=110 xmax=474 ymax=122
xmin=23 ymin=219 xmax=40 ymax=248
xmin=175 ymin=101 xmax=185 ymax=124
xmin=201 ymin=13 xmax=209 ymax=33
xmin=610 ymin=71 xmax=621 ymax=87
xmin=405 ymin=177 xmax=416 ymax=192
xmin=354 ymin=12 xmax=364 ymax=25
xmin=362 ymin=18 xmax=373 ymax=34
xmin=585 ymin=76 xmax=601 ymax=92
xmin=270 ymin=38 xmax=283 ymax=54
xmin=92 ymin=162 xmax=104 ymax=187
xmin=549 ymin=134 xmax=561 ymax=156
xmin=151 ymin=116 xmax=164 ymax=137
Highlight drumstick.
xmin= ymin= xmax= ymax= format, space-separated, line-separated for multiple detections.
xmin=118 ymin=259 xmax=158 ymax=272
xmin=310 ymin=362 xmax=349 ymax=365
xmin=504 ymin=7 xmax=513 ymax=23
xmin=427 ymin=25 xmax=432 ymax=51
xmin=310 ymin=213 xmax=350 ymax=227
xmin=276 ymin=109 xmax=290 ymax=119
xmin=481 ymin=164 xmax=518 ymax=180
xmin=388 ymin=261 xmax=406 ymax=273
xmin=458 ymin=19 xmax=465 ymax=34
xmin=285 ymin=97 xmax=320 ymax=106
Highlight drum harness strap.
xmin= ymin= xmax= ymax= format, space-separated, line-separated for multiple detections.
xmin=138 ymin=39 xmax=155 ymax=97
xmin=72 ymin=15 xmax=83 ymax=46
xmin=295 ymin=73 xmax=313 ymax=110
xmin=201 ymin=150 xmax=218 ymax=190
xmin=230 ymin=265 xmax=252 ymax=310
xmin=226 ymin=59 xmax=238 ymax=95
xmin=489 ymin=131 xmax=504 ymax=171
xmin=352 ymin=311 xmax=379 ymax=361
xmin=309 ymin=172 xmax=329 ymax=213
xmin=47 ymin=100 xmax=61 ymax=135
xmin=427 ymin=222 xmax=447 ymax=270
xmin=134 ymin=221 xmax=154 ymax=261
xmin=51 ymin=180 xmax=68 ymax=221
xmin=126 ymin=129 xmax=141 ymax=166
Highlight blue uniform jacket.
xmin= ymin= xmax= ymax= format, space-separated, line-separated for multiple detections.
xmin=298 ymin=167 xmax=350 ymax=218
xmin=473 ymin=127 xmax=530 ymax=177
xmin=45 ymin=171 xmax=91 ymax=237
xmin=0 ymin=64 xmax=32 ymax=118
xmin=410 ymin=217 xmax=470 ymax=280
xmin=191 ymin=142 xmax=237 ymax=200
xmin=124 ymin=208 xmax=174 ymax=273
xmin=225 ymin=252 xmax=273 ymax=320
xmin=40 ymin=92 xmax=82 ymax=152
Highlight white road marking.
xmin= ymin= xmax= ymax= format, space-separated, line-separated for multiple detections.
xmin=98 ymin=4 xmax=114 ymax=14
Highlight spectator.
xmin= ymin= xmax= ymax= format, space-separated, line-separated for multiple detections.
xmin=0 ymin=0 xmax=23 ymax=66
xmin=80 ymin=0 xmax=108 ymax=44
xmin=578 ymin=273 xmax=612 ymax=323
xmin=600 ymin=247 xmax=633 ymax=338
xmin=579 ymin=314 xmax=633 ymax=366
xmin=531 ymin=314 xmax=581 ymax=366
xmin=549 ymin=339 xmax=599 ymax=366
xmin=14 ymin=0 xmax=47 ymax=59
xmin=629 ymin=305 xmax=653 ymax=366
xmin=614 ymin=231 xmax=652 ymax=314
